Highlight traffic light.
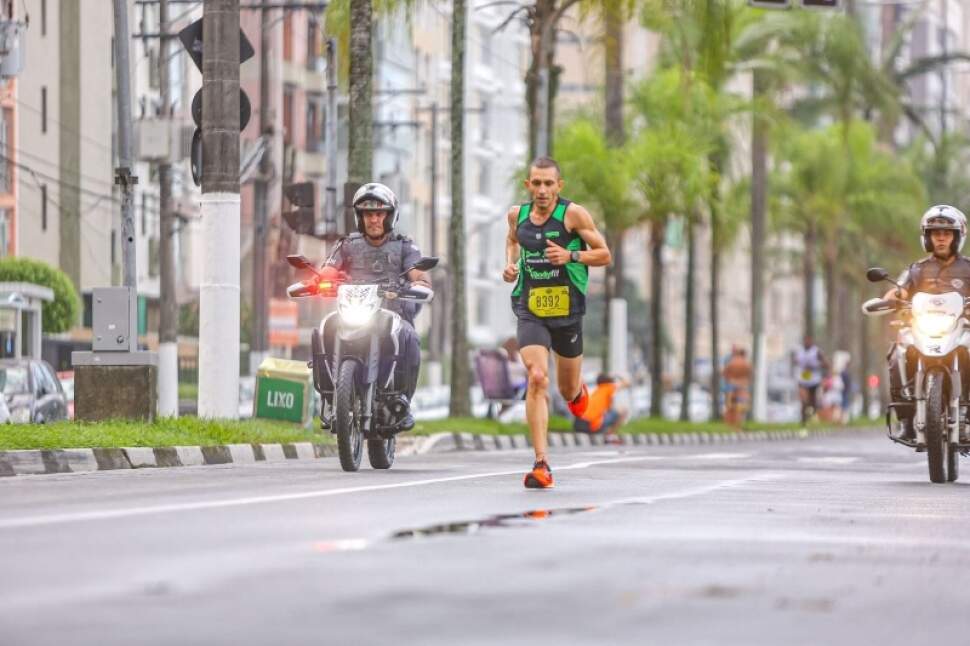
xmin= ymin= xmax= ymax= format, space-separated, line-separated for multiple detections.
xmin=282 ymin=182 xmax=320 ymax=236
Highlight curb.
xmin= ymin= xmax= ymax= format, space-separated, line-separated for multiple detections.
xmin=0 ymin=442 xmax=338 ymax=478
xmin=0 ymin=428 xmax=876 ymax=477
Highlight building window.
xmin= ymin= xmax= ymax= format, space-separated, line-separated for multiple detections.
xmin=475 ymin=290 xmax=489 ymax=326
xmin=477 ymin=160 xmax=490 ymax=195
xmin=306 ymin=93 xmax=324 ymax=152
xmin=283 ymin=85 xmax=295 ymax=146
xmin=0 ymin=210 xmax=9 ymax=258
xmin=40 ymin=87 xmax=47 ymax=133
xmin=41 ymin=0 xmax=46 ymax=36
xmin=479 ymin=26 xmax=492 ymax=66
xmin=41 ymin=185 xmax=47 ymax=231
xmin=306 ymin=16 xmax=321 ymax=70
xmin=479 ymin=97 xmax=490 ymax=143
xmin=283 ymin=13 xmax=293 ymax=61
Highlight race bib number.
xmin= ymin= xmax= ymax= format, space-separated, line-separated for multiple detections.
xmin=528 ymin=286 xmax=570 ymax=318
xmin=800 ymin=370 xmax=814 ymax=382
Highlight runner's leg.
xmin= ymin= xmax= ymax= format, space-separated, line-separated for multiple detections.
xmin=520 ymin=344 xmax=551 ymax=463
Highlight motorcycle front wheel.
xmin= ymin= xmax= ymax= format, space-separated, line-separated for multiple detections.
xmin=367 ymin=436 xmax=396 ymax=470
xmin=335 ymin=360 xmax=364 ymax=472
xmin=925 ymin=371 xmax=949 ymax=483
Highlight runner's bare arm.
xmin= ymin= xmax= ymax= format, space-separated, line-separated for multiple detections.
xmin=503 ymin=207 xmax=520 ymax=283
xmin=563 ymin=204 xmax=611 ymax=267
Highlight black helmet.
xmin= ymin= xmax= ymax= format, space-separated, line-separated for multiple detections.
xmin=352 ymin=183 xmax=399 ymax=235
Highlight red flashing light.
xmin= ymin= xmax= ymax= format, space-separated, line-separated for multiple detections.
xmin=867 ymin=374 xmax=880 ymax=389
xmin=319 ymin=281 xmax=333 ymax=291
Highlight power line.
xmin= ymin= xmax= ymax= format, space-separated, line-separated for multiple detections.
xmin=14 ymin=98 xmax=116 ymax=156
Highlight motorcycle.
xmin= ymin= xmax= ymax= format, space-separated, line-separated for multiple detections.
xmin=286 ymin=254 xmax=438 ymax=472
xmin=863 ymin=267 xmax=970 ymax=483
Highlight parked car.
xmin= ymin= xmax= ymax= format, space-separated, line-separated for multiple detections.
xmin=57 ymin=370 xmax=75 ymax=419
xmin=0 ymin=358 xmax=69 ymax=423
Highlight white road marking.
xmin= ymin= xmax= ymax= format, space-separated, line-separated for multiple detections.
xmin=0 ymin=456 xmax=661 ymax=530
xmin=691 ymin=453 xmax=752 ymax=460
xmin=797 ymin=457 xmax=859 ymax=465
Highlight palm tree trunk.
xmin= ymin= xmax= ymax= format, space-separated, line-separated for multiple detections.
xmin=650 ymin=221 xmax=665 ymax=418
xmin=823 ymin=250 xmax=837 ymax=355
xmin=749 ymin=69 xmax=769 ymax=421
xmin=680 ymin=218 xmax=696 ymax=422
xmin=710 ymin=213 xmax=722 ymax=421
xmin=448 ymin=0 xmax=470 ymax=416
xmin=348 ymin=0 xmax=373 ymax=183
xmin=604 ymin=0 xmax=624 ymax=146
xmin=803 ymin=219 xmax=817 ymax=339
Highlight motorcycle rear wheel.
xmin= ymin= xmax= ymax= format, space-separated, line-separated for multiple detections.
xmin=925 ymin=371 xmax=948 ymax=483
xmin=335 ymin=361 xmax=364 ymax=472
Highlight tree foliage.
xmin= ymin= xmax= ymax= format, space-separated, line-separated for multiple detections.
xmin=0 ymin=258 xmax=81 ymax=334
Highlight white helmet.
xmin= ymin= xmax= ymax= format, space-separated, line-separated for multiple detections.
xmin=352 ymin=182 xmax=399 ymax=235
xmin=920 ymin=204 xmax=967 ymax=254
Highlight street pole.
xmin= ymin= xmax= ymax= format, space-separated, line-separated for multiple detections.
xmin=251 ymin=2 xmax=274 ymax=374
xmin=158 ymin=0 xmax=179 ymax=416
xmin=199 ymin=0 xmax=241 ymax=418
xmin=112 ymin=0 xmax=138 ymax=300
xmin=750 ymin=69 xmax=768 ymax=422
xmin=325 ymin=38 xmax=338 ymax=236
xmin=428 ymin=102 xmax=442 ymax=370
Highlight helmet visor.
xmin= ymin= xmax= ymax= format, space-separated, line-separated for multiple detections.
xmin=924 ymin=216 xmax=959 ymax=231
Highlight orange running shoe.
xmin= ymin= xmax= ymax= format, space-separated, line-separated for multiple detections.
xmin=567 ymin=384 xmax=589 ymax=417
xmin=524 ymin=460 xmax=555 ymax=489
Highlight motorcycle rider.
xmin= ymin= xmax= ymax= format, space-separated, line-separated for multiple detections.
xmin=884 ymin=205 xmax=970 ymax=440
xmin=323 ymin=182 xmax=430 ymax=430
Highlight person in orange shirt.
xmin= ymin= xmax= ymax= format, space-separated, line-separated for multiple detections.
xmin=573 ymin=374 xmax=629 ymax=442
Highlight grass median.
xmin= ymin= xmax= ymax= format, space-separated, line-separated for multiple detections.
xmin=0 ymin=418 xmax=333 ymax=451
xmin=0 ymin=415 xmax=879 ymax=451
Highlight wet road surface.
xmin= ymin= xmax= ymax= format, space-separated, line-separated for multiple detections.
xmin=1 ymin=430 xmax=968 ymax=645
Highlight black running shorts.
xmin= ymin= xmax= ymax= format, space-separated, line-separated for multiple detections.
xmin=517 ymin=318 xmax=583 ymax=358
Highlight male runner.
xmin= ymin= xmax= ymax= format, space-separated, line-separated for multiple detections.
xmin=502 ymin=157 xmax=612 ymax=488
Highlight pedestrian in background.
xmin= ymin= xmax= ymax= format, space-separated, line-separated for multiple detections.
xmin=574 ymin=374 xmax=629 ymax=443
xmin=722 ymin=346 xmax=752 ymax=428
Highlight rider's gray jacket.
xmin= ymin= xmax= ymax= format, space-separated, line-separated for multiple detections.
xmin=899 ymin=255 xmax=970 ymax=297
xmin=324 ymin=233 xmax=423 ymax=323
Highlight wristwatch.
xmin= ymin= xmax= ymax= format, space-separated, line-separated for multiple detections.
xmin=570 ymin=250 xmax=581 ymax=263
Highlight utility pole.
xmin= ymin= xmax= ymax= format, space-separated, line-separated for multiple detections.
xmin=428 ymin=102 xmax=441 ymax=365
xmin=325 ymin=38 xmax=338 ymax=237
xmin=750 ymin=69 xmax=768 ymax=422
xmin=199 ymin=0 xmax=242 ymax=418
xmin=251 ymin=2 xmax=275 ymax=374
xmin=113 ymin=0 xmax=138 ymax=293
xmin=158 ymin=0 xmax=179 ymax=417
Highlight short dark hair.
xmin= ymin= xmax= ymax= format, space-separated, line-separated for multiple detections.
xmin=529 ymin=156 xmax=561 ymax=177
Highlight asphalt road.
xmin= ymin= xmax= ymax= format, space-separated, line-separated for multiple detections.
xmin=1 ymin=431 xmax=969 ymax=646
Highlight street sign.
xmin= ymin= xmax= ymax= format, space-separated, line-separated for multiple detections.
xmin=191 ymin=87 xmax=252 ymax=131
xmin=177 ymin=18 xmax=255 ymax=73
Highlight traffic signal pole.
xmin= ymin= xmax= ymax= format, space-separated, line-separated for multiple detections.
xmin=251 ymin=2 xmax=274 ymax=374
xmin=158 ymin=0 xmax=179 ymax=417
xmin=199 ymin=0 xmax=242 ymax=418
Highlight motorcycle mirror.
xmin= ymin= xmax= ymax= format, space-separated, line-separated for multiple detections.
xmin=286 ymin=255 xmax=314 ymax=270
xmin=404 ymin=257 xmax=439 ymax=275
xmin=866 ymin=267 xmax=890 ymax=283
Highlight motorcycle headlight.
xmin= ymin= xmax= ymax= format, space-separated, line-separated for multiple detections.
xmin=337 ymin=285 xmax=381 ymax=327
xmin=916 ymin=312 xmax=957 ymax=337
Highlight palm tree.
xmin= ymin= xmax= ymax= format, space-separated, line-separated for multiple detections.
xmin=347 ymin=0 xmax=374 ymax=183
xmin=629 ymin=70 xmax=711 ymax=418
xmin=448 ymin=0 xmax=471 ymax=416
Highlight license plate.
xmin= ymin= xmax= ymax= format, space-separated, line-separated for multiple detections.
xmin=528 ymin=286 xmax=570 ymax=318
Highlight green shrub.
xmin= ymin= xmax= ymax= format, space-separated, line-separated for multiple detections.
xmin=0 ymin=257 xmax=81 ymax=332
